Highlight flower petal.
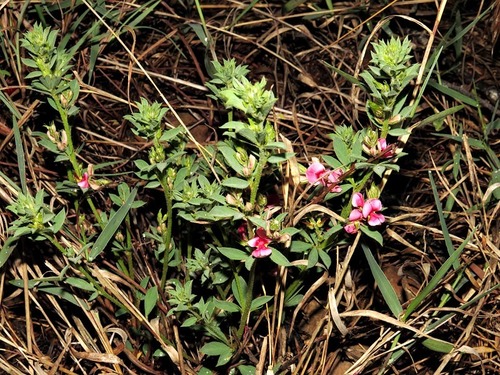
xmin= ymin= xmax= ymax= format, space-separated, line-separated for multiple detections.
xmin=344 ymin=223 xmax=358 ymax=234
xmin=77 ymin=173 xmax=90 ymax=189
xmin=367 ymin=212 xmax=385 ymax=226
xmin=252 ymin=247 xmax=272 ymax=258
xmin=352 ymin=192 xmax=364 ymax=208
xmin=377 ymin=138 xmax=387 ymax=151
xmin=306 ymin=160 xmax=326 ymax=185
xmin=367 ymin=198 xmax=383 ymax=211
xmin=348 ymin=209 xmax=363 ymax=221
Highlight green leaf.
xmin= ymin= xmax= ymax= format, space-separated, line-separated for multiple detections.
xmin=332 ymin=136 xmax=350 ymax=166
xmin=89 ymin=187 xmax=138 ymax=261
xmin=13 ymin=118 xmax=27 ymax=194
xmin=250 ymin=295 xmax=273 ymax=312
xmin=238 ymin=365 xmax=257 ymax=375
xmin=323 ymin=62 xmax=364 ymax=87
xmin=39 ymin=286 xmax=80 ymax=306
xmin=318 ymin=249 xmax=332 ymax=269
xmin=181 ymin=316 xmax=198 ymax=328
xmin=144 ymin=285 xmax=158 ymax=319
xmin=428 ymin=80 xmax=478 ymax=107
xmin=222 ymin=177 xmax=249 ymax=189
xmin=50 ymin=208 xmax=66 ymax=233
xmin=213 ymin=299 xmax=240 ymax=313
xmin=268 ymin=152 xmax=293 ymax=163
xmin=387 ymin=128 xmax=410 ymax=136
xmin=360 ymin=226 xmax=384 ymax=245
xmin=208 ymin=206 xmax=244 ymax=220
xmin=291 ymin=240 xmax=313 ymax=253
xmin=219 ymin=121 xmax=247 ymax=131
xmin=361 ymin=243 xmax=403 ymax=318
xmin=0 ymin=237 xmax=16 ymax=268
xmin=218 ymin=143 xmax=244 ymax=175
xmin=218 ymin=247 xmax=248 ymax=261
xmin=422 ymin=337 xmax=454 ymax=353
xmin=232 ymin=276 xmax=247 ymax=309
xmin=419 ymin=105 xmax=464 ymax=128
xmin=65 ymin=277 xmax=96 ymax=292
xmin=264 ymin=141 xmax=286 ymax=150
xmin=200 ymin=341 xmax=233 ymax=357
xmin=307 ymin=247 xmax=319 ymax=268
xmin=270 ymin=248 xmax=291 ymax=266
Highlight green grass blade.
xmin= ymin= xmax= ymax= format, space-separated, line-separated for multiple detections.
xmin=323 ymin=62 xmax=364 ymax=87
xmin=12 ymin=118 xmax=26 ymax=194
xmin=428 ymin=171 xmax=459 ymax=269
xmin=89 ymin=187 xmax=138 ymax=261
xmin=410 ymin=45 xmax=443 ymax=119
xmin=0 ymin=237 xmax=17 ymax=268
xmin=403 ymin=230 xmax=473 ymax=321
xmin=428 ymin=80 xmax=479 ymax=108
xmin=418 ymin=105 xmax=464 ymax=128
xmin=361 ymin=243 xmax=403 ymax=318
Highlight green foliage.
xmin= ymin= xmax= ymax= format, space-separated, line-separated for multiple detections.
xmin=124 ymin=98 xmax=169 ymax=139
xmin=6 ymin=190 xmax=64 ymax=240
xmin=359 ymin=36 xmax=420 ymax=130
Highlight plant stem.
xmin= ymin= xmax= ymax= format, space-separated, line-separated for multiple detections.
xmin=159 ymin=173 xmax=174 ymax=291
xmin=249 ymin=149 xmax=268 ymax=206
xmin=51 ymin=93 xmax=80 ymax=175
xmin=125 ymin=216 xmax=134 ymax=278
xmin=237 ymin=261 xmax=256 ymax=340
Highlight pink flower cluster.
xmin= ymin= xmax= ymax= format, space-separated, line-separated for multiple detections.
xmin=305 ymin=158 xmax=342 ymax=193
xmin=344 ymin=193 xmax=385 ymax=234
xmin=248 ymin=228 xmax=272 ymax=258
xmin=365 ymin=138 xmax=395 ymax=158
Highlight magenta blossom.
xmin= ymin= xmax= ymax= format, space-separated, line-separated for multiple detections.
xmin=326 ymin=168 xmax=343 ymax=193
xmin=306 ymin=158 xmax=342 ymax=193
xmin=345 ymin=192 xmax=385 ymax=233
xmin=376 ymin=138 xmax=395 ymax=158
xmin=248 ymin=228 xmax=272 ymax=258
xmin=237 ymin=223 xmax=248 ymax=242
xmin=306 ymin=158 xmax=327 ymax=185
xmin=77 ymin=172 xmax=90 ymax=189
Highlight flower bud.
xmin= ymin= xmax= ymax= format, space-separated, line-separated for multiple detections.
xmin=367 ymin=183 xmax=381 ymax=200
xmin=60 ymin=89 xmax=73 ymax=109
xmin=244 ymin=202 xmax=254 ymax=213
xmin=225 ymin=194 xmax=240 ymax=206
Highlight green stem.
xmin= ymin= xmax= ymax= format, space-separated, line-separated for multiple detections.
xmin=237 ymin=261 xmax=257 ymax=340
xmin=125 ymin=216 xmax=134 ymax=278
xmin=249 ymin=149 xmax=268 ymax=206
xmin=380 ymin=119 xmax=390 ymax=139
xmin=86 ymin=196 xmax=104 ymax=228
xmin=159 ymin=173 xmax=174 ymax=291
xmin=51 ymin=93 xmax=80 ymax=175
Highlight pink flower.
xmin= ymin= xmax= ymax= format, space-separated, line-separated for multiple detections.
xmin=352 ymin=192 xmax=365 ymax=208
xmin=345 ymin=193 xmax=385 ymax=233
xmin=77 ymin=172 xmax=90 ymax=189
xmin=362 ymin=198 xmax=385 ymax=226
xmin=377 ymin=138 xmax=395 ymax=158
xmin=348 ymin=209 xmax=363 ymax=222
xmin=306 ymin=159 xmax=327 ymax=185
xmin=306 ymin=158 xmax=343 ymax=193
xmin=326 ymin=169 xmax=343 ymax=193
xmin=238 ymin=223 xmax=248 ymax=241
xmin=344 ymin=222 xmax=359 ymax=234
xmin=248 ymin=228 xmax=272 ymax=258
